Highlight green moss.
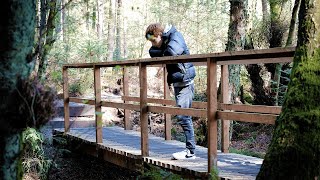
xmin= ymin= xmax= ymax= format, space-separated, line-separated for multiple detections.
xmin=257 ymin=4 xmax=320 ymax=178
xmin=0 ymin=0 xmax=36 ymax=92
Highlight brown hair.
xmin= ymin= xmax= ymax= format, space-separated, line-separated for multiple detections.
xmin=145 ymin=23 xmax=164 ymax=40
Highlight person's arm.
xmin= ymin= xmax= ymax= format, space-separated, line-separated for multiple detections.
xmin=163 ymin=32 xmax=186 ymax=56
xmin=163 ymin=39 xmax=184 ymax=56
xmin=149 ymin=47 xmax=163 ymax=57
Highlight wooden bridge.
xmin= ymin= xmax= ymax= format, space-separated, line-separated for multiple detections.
xmin=57 ymin=47 xmax=295 ymax=179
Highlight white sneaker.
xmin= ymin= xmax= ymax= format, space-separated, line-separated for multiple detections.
xmin=172 ymin=149 xmax=196 ymax=160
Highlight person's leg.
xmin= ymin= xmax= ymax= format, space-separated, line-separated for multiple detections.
xmin=174 ymin=84 xmax=195 ymax=154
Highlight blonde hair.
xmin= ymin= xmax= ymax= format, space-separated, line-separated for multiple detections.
xmin=145 ymin=23 xmax=164 ymax=40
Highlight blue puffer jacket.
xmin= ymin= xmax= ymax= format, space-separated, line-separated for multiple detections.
xmin=149 ymin=26 xmax=196 ymax=86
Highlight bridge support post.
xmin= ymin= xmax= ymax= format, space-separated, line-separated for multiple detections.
xmin=123 ymin=67 xmax=132 ymax=130
xmin=63 ymin=67 xmax=70 ymax=133
xmin=163 ymin=65 xmax=172 ymax=140
xmin=94 ymin=65 xmax=103 ymax=144
xmin=140 ymin=63 xmax=149 ymax=156
xmin=207 ymin=58 xmax=218 ymax=173
xmin=221 ymin=65 xmax=230 ymax=153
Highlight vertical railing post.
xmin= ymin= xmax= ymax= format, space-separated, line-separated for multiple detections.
xmin=139 ymin=63 xmax=149 ymax=156
xmin=94 ymin=65 xmax=102 ymax=144
xmin=221 ymin=65 xmax=230 ymax=153
xmin=163 ymin=65 xmax=171 ymax=140
xmin=63 ymin=66 xmax=70 ymax=133
xmin=207 ymin=58 xmax=218 ymax=173
xmin=123 ymin=66 xmax=131 ymax=130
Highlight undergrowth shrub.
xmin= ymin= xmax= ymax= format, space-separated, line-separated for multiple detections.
xmin=22 ymin=128 xmax=52 ymax=179
xmin=68 ymin=68 xmax=94 ymax=96
xmin=1 ymin=77 xmax=57 ymax=135
xmin=139 ymin=164 xmax=181 ymax=180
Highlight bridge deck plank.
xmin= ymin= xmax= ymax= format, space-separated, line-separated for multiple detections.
xmin=54 ymin=127 xmax=262 ymax=179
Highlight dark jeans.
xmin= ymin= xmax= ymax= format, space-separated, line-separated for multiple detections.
xmin=174 ymin=83 xmax=195 ymax=153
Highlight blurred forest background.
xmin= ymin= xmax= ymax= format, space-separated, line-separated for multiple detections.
xmin=4 ymin=0 xmax=302 ymax=179
xmin=40 ymin=0 xmax=297 ymax=106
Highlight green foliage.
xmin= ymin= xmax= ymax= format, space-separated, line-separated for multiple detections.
xmin=194 ymin=118 xmax=208 ymax=147
xmin=139 ymin=164 xmax=182 ymax=180
xmin=209 ymin=166 xmax=219 ymax=180
xmin=22 ymin=128 xmax=52 ymax=179
xmin=171 ymin=127 xmax=177 ymax=137
xmin=51 ymin=134 xmax=72 ymax=157
xmin=69 ymin=81 xmax=83 ymax=96
xmin=68 ymin=68 xmax=94 ymax=96
xmin=243 ymin=92 xmax=253 ymax=104
xmin=171 ymin=124 xmax=185 ymax=143
xmin=240 ymin=66 xmax=253 ymax=104
xmin=78 ymin=38 xmax=107 ymax=62
xmin=277 ymin=67 xmax=292 ymax=105
xmin=193 ymin=92 xmax=207 ymax=102
xmin=228 ymin=65 xmax=242 ymax=99
xmin=270 ymin=65 xmax=292 ymax=106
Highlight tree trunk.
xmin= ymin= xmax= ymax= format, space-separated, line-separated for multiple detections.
xmin=246 ymin=64 xmax=274 ymax=105
xmin=273 ymin=0 xmax=300 ymax=106
xmin=286 ymin=0 xmax=301 ymax=47
xmin=261 ymin=0 xmax=270 ymax=23
xmin=268 ymin=0 xmax=284 ymax=49
xmin=97 ymin=0 xmax=105 ymax=40
xmin=107 ymin=0 xmax=115 ymax=61
xmin=97 ymin=0 xmax=105 ymax=61
xmin=55 ymin=0 xmax=66 ymax=42
xmin=224 ymin=0 xmax=248 ymax=152
xmin=225 ymin=0 xmax=247 ymax=102
xmin=114 ymin=0 xmax=122 ymax=61
xmin=266 ymin=0 xmax=285 ymax=81
xmin=0 ymin=0 xmax=36 ymax=179
xmin=92 ymin=3 xmax=97 ymax=30
xmin=38 ymin=0 xmax=57 ymax=81
xmin=267 ymin=0 xmax=289 ymax=105
xmin=55 ymin=0 xmax=62 ymax=39
xmin=257 ymin=0 xmax=320 ymax=178
xmin=122 ymin=19 xmax=127 ymax=60
xmin=61 ymin=0 xmax=66 ymax=42
xmin=272 ymin=0 xmax=301 ymax=106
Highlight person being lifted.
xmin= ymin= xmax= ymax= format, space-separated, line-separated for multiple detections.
xmin=145 ymin=23 xmax=196 ymax=160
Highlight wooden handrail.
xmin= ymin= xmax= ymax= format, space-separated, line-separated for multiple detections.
xmin=69 ymin=96 xmax=282 ymax=115
xmin=63 ymin=47 xmax=295 ymax=68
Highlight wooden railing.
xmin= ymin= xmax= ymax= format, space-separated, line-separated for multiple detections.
xmin=62 ymin=47 xmax=295 ymax=173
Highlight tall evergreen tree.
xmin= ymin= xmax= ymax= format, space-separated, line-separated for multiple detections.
xmin=257 ymin=0 xmax=320 ymax=178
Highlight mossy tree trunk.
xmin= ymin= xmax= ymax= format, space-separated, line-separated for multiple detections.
xmin=223 ymin=0 xmax=248 ymax=152
xmin=0 ymin=0 xmax=36 ymax=179
xmin=37 ymin=0 xmax=57 ymax=81
xmin=225 ymin=0 xmax=247 ymax=102
xmin=257 ymin=0 xmax=320 ymax=178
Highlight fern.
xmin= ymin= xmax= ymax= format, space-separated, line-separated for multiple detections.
xmin=22 ymin=127 xmax=53 ymax=179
